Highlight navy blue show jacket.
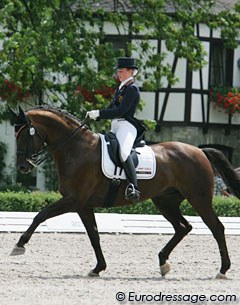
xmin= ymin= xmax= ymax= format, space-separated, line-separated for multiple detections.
xmin=99 ymin=81 xmax=140 ymax=120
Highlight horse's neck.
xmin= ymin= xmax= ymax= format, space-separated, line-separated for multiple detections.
xmin=29 ymin=110 xmax=97 ymax=148
xmin=29 ymin=110 xmax=78 ymax=143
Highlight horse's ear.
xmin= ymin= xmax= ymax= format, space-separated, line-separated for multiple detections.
xmin=8 ymin=106 xmax=28 ymax=127
xmin=18 ymin=106 xmax=26 ymax=120
xmin=8 ymin=106 xmax=19 ymax=125
xmin=18 ymin=106 xmax=31 ymax=126
xmin=8 ymin=106 xmax=18 ymax=117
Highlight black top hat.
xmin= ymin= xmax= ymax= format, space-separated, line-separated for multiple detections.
xmin=116 ymin=57 xmax=138 ymax=69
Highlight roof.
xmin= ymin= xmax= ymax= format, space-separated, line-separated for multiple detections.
xmin=90 ymin=0 xmax=133 ymax=12
xmin=89 ymin=0 xmax=239 ymax=13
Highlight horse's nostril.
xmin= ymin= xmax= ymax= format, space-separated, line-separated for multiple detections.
xmin=18 ymin=165 xmax=29 ymax=173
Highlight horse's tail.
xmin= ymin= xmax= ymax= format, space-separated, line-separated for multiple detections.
xmin=202 ymin=147 xmax=240 ymax=199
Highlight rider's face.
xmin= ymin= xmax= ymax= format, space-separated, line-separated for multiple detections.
xmin=117 ymin=68 xmax=133 ymax=82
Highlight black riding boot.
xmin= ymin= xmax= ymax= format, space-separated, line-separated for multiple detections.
xmin=122 ymin=155 xmax=140 ymax=202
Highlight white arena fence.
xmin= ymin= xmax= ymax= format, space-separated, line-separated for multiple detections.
xmin=0 ymin=212 xmax=240 ymax=235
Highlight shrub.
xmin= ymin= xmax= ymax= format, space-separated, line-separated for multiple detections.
xmin=0 ymin=191 xmax=239 ymax=217
xmin=0 ymin=191 xmax=61 ymax=212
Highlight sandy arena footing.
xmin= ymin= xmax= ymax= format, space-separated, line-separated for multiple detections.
xmin=0 ymin=233 xmax=239 ymax=305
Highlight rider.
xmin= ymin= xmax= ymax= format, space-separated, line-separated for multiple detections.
xmin=86 ymin=57 xmax=141 ymax=202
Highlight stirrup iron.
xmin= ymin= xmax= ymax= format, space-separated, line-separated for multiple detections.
xmin=125 ymin=183 xmax=140 ymax=200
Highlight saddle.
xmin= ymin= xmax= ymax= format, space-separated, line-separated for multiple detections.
xmin=99 ymin=132 xmax=156 ymax=207
xmin=100 ymin=132 xmax=156 ymax=180
xmin=104 ymin=131 xmax=145 ymax=169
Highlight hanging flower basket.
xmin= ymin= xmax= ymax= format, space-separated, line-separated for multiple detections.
xmin=210 ymin=86 xmax=240 ymax=115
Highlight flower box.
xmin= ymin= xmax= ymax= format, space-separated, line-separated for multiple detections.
xmin=210 ymin=86 xmax=240 ymax=115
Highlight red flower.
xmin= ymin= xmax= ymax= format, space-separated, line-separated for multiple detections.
xmin=210 ymin=86 xmax=240 ymax=115
xmin=76 ymin=84 xmax=115 ymax=103
xmin=0 ymin=79 xmax=30 ymax=102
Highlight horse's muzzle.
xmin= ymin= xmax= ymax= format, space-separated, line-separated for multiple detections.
xmin=17 ymin=162 xmax=33 ymax=174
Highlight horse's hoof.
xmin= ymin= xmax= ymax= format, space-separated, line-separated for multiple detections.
xmin=88 ymin=270 xmax=100 ymax=277
xmin=10 ymin=245 xmax=26 ymax=256
xmin=215 ymin=272 xmax=227 ymax=280
xmin=160 ymin=261 xmax=171 ymax=277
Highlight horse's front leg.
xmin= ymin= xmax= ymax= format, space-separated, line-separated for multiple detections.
xmin=78 ymin=208 xmax=106 ymax=277
xmin=10 ymin=196 xmax=73 ymax=255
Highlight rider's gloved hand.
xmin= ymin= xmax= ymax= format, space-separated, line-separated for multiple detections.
xmin=86 ymin=110 xmax=100 ymax=120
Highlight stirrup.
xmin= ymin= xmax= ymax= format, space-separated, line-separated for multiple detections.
xmin=125 ymin=183 xmax=140 ymax=201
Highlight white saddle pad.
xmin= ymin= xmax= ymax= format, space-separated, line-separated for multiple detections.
xmin=99 ymin=134 xmax=156 ymax=180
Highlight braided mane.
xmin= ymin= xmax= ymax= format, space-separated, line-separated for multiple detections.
xmin=27 ymin=105 xmax=83 ymax=126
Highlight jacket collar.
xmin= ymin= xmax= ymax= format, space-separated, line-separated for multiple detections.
xmin=118 ymin=77 xmax=134 ymax=90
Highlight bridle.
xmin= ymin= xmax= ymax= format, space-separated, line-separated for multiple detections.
xmin=16 ymin=124 xmax=46 ymax=167
xmin=16 ymin=117 xmax=89 ymax=167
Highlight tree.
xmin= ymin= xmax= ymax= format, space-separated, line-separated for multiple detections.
xmin=0 ymin=0 xmax=239 ymax=120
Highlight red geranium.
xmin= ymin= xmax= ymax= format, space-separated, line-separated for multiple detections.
xmin=0 ymin=79 xmax=30 ymax=103
xmin=75 ymin=85 xmax=115 ymax=103
xmin=210 ymin=86 xmax=240 ymax=115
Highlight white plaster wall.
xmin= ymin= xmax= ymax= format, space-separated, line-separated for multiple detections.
xmin=159 ymin=92 xmax=185 ymax=121
xmin=192 ymin=41 xmax=210 ymax=90
xmin=196 ymin=23 xmax=211 ymax=38
xmin=191 ymin=94 xmax=208 ymax=123
xmin=0 ymin=120 xmax=16 ymax=182
xmin=103 ymin=21 xmax=128 ymax=35
xmin=212 ymin=28 xmax=221 ymax=39
xmin=136 ymin=91 xmax=155 ymax=121
xmin=209 ymin=105 xmax=229 ymax=124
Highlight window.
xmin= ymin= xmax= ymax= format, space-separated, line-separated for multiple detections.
xmin=98 ymin=35 xmax=130 ymax=70
xmin=104 ymin=35 xmax=130 ymax=55
xmin=209 ymin=41 xmax=234 ymax=87
xmin=105 ymin=36 xmax=126 ymax=51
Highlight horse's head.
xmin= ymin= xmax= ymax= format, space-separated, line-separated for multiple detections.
xmin=11 ymin=107 xmax=45 ymax=173
xmin=10 ymin=105 xmax=88 ymax=173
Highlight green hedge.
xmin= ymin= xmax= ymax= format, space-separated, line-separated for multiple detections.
xmin=0 ymin=191 xmax=240 ymax=216
xmin=0 ymin=191 xmax=61 ymax=212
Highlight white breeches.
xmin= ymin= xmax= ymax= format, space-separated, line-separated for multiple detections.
xmin=110 ymin=119 xmax=137 ymax=162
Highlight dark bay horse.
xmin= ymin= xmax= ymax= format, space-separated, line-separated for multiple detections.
xmin=10 ymin=106 xmax=240 ymax=279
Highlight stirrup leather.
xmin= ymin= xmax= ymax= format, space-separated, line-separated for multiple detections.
xmin=125 ymin=183 xmax=140 ymax=200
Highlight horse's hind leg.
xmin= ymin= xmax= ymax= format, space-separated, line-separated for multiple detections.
xmin=11 ymin=196 xmax=74 ymax=255
xmin=78 ymin=208 xmax=106 ymax=277
xmin=191 ymin=202 xmax=230 ymax=278
xmin=152 ymin=192 xmax=192 ymax=277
